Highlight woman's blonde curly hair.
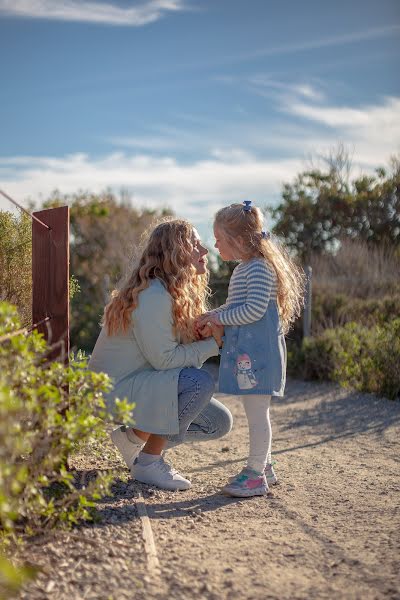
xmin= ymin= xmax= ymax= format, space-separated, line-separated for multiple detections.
xmin=214 ymin=204 xmax=305 ymax=334
xmin=103 ymin=218 xmax=209 ymax=343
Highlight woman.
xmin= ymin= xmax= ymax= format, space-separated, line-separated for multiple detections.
xmin=89 ymin=218 xmax=232 ymax=491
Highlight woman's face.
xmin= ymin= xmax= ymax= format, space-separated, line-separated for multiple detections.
xmin=190 ymin=229 xmax=208 ymax=274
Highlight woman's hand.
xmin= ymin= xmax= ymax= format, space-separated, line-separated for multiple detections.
xmin=209 ymin=322 xmax=224 ymax=347
xmin=197 ymin=321 xmax=224 ymax=348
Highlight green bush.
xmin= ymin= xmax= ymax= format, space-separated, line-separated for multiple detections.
xmin=0 ymin=302 xmax=134 ymax=596
xmin=289 ymin=319 xmax=400 ymax=400
xmin=0 ymin=211 xmax=31 ymax=326
xmin=312 ymin=292 xmax=400 ymax=332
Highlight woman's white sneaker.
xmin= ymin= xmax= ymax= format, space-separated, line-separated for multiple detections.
xmin=131 ymin=457 xmax=191 ymax=491
xmin=110 ymin=426 xmax=143 ymax=468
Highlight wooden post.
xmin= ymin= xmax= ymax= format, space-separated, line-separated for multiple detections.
xmin=303 ymin=265 xmax=312 ymax=338
xmin=32 ymin=206 xmax=70 ymax=364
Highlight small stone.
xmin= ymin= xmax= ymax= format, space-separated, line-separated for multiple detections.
xmin=221 ymin=446 xmax=230 ymax=452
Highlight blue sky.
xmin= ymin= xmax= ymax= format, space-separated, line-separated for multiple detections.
xmin=0 ymin=0 xmax=399 ymax=244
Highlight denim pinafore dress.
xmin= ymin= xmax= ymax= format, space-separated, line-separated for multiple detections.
xmin=218 ymin=298 xmax=286 ymax=397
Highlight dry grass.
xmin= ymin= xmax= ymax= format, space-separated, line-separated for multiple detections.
xmin=309 ymin=239 xmax=400 ymax=298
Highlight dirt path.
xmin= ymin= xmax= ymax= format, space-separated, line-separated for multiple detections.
xmin=18 ymin=378 xmax=400 ymax=600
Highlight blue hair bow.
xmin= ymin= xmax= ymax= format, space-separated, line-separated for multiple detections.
xmin=261 ymin=230 xmax=271 ymax=240
xmin=243 ymin=200 xmax=252 ymax=212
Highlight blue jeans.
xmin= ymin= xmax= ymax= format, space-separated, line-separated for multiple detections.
xmin=165 ymin=367 xmax=233 ymax=446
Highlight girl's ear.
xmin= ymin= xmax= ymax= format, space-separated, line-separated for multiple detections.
xmin=236 ymin=236 xmax=246 ymax=251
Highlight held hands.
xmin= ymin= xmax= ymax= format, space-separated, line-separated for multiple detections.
xmin=195 ymin=313 xmax=224 ymax=348
xmin=195 ymin=312 xmax=222 ymax=329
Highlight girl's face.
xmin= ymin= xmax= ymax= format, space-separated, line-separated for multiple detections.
xmin=214 ymin=225 xmax=241 ymax=261
xmin=190 ymin=228 xmax=208 ymax=274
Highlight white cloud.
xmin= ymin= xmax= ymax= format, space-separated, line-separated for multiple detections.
xmin=249 ymin=77 xmax=324 ymax=102
xmin=1 ymin=96 xmax=399 ymax=238
xmin=241 ymin=25 xmax=400 ymax=62
xmin=0 ymin=152 xmax=302 ymax=236
xmin=0 ymin=0 xmax=185 ymax=26
xmin=283 ymin=96 xmax=400 ymax=167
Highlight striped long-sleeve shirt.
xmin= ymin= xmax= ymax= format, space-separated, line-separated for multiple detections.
xmin=213 ymin=258 xmax=277 ymax=326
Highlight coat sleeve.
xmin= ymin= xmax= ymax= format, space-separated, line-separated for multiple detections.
xmin=132 ymin=286 xmax=219 ymax=370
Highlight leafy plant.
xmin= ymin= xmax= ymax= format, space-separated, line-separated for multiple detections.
xmin=271 ymin=155 xmax=400 ymax=260
xmin=0 ymin=301 xmax=134 ymax=596
xmin=290 ymin=319 xmax=400 ymax=400
xmin=0 ymin=211 xmax=31 ymax=326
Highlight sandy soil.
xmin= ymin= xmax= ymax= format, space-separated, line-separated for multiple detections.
xmin=17 ymin=376 xmax=400 ymax=600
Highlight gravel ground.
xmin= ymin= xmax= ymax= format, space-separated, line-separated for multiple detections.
xmin=17 ymin=375 xmax=400 ymax=600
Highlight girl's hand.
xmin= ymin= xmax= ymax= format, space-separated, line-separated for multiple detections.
xmin=196 ymin=313 xmax=221 ymax=329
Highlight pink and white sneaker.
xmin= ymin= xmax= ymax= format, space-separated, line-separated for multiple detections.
xmin=222 ymin=468 xmax=269 ymax=497
xmin=265 ymin=463 xmax=278 ymax=485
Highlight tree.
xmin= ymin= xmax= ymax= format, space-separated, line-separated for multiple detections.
xmin=0 ymin=211 xmax=31 ymax=326
xmin=271 ymin=156 xmax=400 ymax=261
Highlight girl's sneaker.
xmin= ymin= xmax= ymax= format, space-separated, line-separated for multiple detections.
xmin=265 ymin=463 xmax=278 ymax=485
xmin=110 ymin=425 xmax=143 ymax=468
xmin=221 ymin=468 xmax=269 ymax=497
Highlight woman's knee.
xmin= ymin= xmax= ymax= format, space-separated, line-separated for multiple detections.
xmin=180 ymin=367 xmax=215 ymax=398
xmin=207 ymin=399 xmax=233 ymax=438
xmin=196 ymin=368 xmax=216 ymax=399
xmin=218 ymin=405 xmax=233 ymax=437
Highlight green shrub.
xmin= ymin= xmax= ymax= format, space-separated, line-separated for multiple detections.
xmin=0 ymin=302 xmax=134 ymax=596
xmin=0 ymin=211 xmax=31 ymax=326
xmin=312 ymin=292 xmax=400 ymax=333
xmin=289 ymin=319 xmax=400 ymax=400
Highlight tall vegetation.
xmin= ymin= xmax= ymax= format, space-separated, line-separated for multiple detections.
xmin=272 ymin=153 xmax=400 ymax=399
xmin=0 ymin=302 xmax=133 ymax=596
xmin=0 ymin=211 xmax=31 ymax=326
xmin=271 ymin=155 xmax=400 ymax=261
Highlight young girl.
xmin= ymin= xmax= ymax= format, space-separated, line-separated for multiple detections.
xmin=197 ymin=201 xmax=304 ymax=497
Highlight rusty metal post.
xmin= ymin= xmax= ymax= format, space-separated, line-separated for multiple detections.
xmin=303 ymin=266 xmax=312 ymax=338
xmin=32 ymin=206 xmax=70 ymax=364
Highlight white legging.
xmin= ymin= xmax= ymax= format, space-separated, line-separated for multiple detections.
xmin=241 ymin=394 xmax=272 ymax=474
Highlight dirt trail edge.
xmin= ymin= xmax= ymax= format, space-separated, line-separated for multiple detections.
xmin=18 ymin=378 xmax=400 ymax=600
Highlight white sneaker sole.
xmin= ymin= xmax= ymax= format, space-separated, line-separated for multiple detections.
xmin=131 ymin=462 xmax=192 ymax=491
xmin=221 ymin=485 xmax=268 ymax=497
xmin=266 ymin=475 xmax=278 ymax=485
xmin=133 ymin=472 xmax=191 ymax=491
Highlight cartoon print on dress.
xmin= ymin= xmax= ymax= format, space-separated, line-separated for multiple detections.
xmin=236 ymin=353 xmax=258 ymax=389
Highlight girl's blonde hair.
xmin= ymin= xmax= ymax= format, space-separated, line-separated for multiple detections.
xmin=214 ymin=203 xmax=305 ymax=333
xmin=103 ymin=218 xmax=209 ymax=343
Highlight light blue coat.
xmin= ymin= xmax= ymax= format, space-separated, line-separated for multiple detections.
xmin=88 ymin=279 xmax=219 ymax=435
